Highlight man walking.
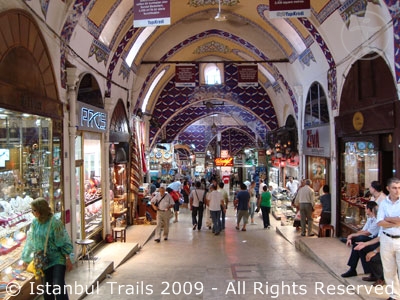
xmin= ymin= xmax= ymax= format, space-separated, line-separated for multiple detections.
xmin=295 ymin=179 xmax=315 ymax=236
xmin=235 ymin=183 xmax=250 ymax=231
xmin=151 ymin=186 xmax=175 ymax=242
xmin=207 ymin=185 xmax=225 ymax=235
xmin=189 ymin=181 xmax=206 ymax=231
xmin=376 ymin=177 xmax=400 ymax=300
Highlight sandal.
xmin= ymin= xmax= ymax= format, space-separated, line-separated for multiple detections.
xmin=241 ymin=228 xmax=246 ymax=231
xmin=235 ymin=226 xmax=240 ymax=230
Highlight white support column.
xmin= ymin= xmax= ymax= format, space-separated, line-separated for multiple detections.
xmin=293 ymin=85 xmax=304 ymax=179
xmin=103 ymin=97 xmax=113 ymax=236
xmin=66 ymin=67 xmax=79 ymax=250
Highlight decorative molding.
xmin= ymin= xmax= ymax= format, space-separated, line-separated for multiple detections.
xmin=89 ymin=39 xmax=110 ymax=66
xmin=119 ymin=61 xmax=130 ymax=81
xmin=41 ymin=0 xmax=50 ymax=18
xmin=188 ymin=0 xmax=240 ymax=8
xmin=299 ymin=48 xmax=316 ymax=68
xmin=193 ymin=41 xmax=231 ymax=54
xmin=339 ymin=0 xmax=380 ymax=28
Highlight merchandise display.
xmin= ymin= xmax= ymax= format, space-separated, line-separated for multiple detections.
xmin=339 ymin=140 xmax=378 ymax=236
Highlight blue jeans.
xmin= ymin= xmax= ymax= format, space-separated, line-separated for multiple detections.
xmin=249 ymin=202 xmax=257 ymax=220
xmin=43 ymin=264 xmax=68 ymax=300
xmin=210 ymin=210 xmax=221 ymax=234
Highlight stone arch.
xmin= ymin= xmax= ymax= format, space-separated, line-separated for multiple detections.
xmin=0 ymin=9 xmax=58 ymax=101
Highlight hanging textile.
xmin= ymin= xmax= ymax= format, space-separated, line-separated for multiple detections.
xmin=129 ymin=122 xmax=141 ymax=224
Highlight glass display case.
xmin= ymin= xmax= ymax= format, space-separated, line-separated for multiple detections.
xmin=76 ymin=133 xmax=103 ymax=241
xmin=0 ymin=109 xmax=62 ymax=297
xmin=110 ymin=163 xmax=128 ymax=227
xmin=271 ymin=189 xmax=295 ymax=221
xmin=340 ymin=140 xmax=378 ymax=235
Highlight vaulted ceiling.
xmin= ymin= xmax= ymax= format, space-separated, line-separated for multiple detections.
xmin=19 ymin=0 xmax=397 ymax=155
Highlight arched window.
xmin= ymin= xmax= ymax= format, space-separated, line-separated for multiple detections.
xmin=202 ymin=63 xmax=223 ymax=85
xmin=304 ymin=82 xmax=329 ymax=127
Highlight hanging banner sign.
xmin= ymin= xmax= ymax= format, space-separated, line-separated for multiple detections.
xmin=77 ymin=102 xmax=107 ymax=133
xmin=303 ymin=126 xmax=330 ymax=157
xmin=269 ymin=0 xmax=311 ymax=18
xmin=237 ymin=65 xmax=258 ymax=87
xmin=134 ymin=0 xmax=171 ymax=28
xmin=215 ymin=157 xmax=234 ymax=167
xmin=175 ymin=65 xmax=196 ymax=87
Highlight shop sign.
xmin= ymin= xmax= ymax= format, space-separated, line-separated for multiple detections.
xmin=175 ymin=65 xmax=196 ymax=87
xmin=133 ymin=0 xmax=171 ymax=27
xmin=78 ymin=102 xmax=107 ymax=133
xmin=237 ymin=65 xmax=258 ymax=87
xmin=269 ymin=0 xmax=311 ymax=18
xmin=303 ymin=126 xmax=330 ymax=157
xmin=215 ymin=157 xmax=233 ymax=167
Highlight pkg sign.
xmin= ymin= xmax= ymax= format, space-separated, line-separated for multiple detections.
xmin=78 ymin=102 xmax=107 ymax=133
xmin=134 ymin=0 xmax=170 ymax=27
xmin=269 ymin=0 xmax=311 ymax=18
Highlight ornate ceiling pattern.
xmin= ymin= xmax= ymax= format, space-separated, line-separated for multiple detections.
xmin=33 ymin=0 xmax=398 ymax=156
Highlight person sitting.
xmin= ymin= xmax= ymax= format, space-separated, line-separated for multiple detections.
xmin=354 ymin=236 xmax=384 ymax=286
xmin=341 ymin=201 xmax=380 ymax=277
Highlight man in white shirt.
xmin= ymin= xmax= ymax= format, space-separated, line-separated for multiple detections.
xmin=376 ymin=177 xmax=400 ymax=300
xmin=189 ymin=181 xmax=206 ymax=231
xmin=286 ymin=176 xmax=299 ymax=195
xmin=151 ymin=187 xmax=175 ymax=242
xmin=207 ymin=187 xmax=225 ymax=236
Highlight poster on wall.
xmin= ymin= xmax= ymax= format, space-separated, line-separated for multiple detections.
xmin=269 ymin=0 xmax=311 ymax=18
xmin=134 ymin=0 xmax=170 ymax=27
xmin=307 ymin=156 xmax=326 ymax=193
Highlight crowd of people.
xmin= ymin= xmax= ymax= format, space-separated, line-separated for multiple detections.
xmin=149 ymin=176 xmax=274 ymax=240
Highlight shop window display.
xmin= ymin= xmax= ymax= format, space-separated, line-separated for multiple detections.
xmin=340 ymin=141 xmax=378 ymax=235
xmin=0 ymin=109 xmax=61 ymax=296
xmin=76 ymin=133 xmax=103 ymax=241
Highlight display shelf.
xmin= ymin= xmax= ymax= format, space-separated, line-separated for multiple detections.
xmin=84 ymin=196 xmax=102 ymax=207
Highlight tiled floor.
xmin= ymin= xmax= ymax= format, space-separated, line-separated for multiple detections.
xmin=59 ymin=204 xmax=388 ymax=300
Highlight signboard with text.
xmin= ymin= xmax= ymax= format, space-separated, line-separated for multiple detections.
xmin=269 ymin=0 xmax=311 ymax=18
xmin=77 ymin=102 xmax=107 ymax=133
xmin=134 ymin=0 xmax=171 ymax=28
xmin=237 ymin=65 xmax=258 ymax=87
xmin=175 ymin=65 xmax=196 ymax=87
xmin=303 ymin=126 xmax=330 ymax=157
xmin=215 ymin=157 xmax=234 ymax=167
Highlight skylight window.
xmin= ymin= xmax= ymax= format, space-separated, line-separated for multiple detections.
xmin=125 ymin=27 xmax=156 ymax=66
xmin=141 ymin=70 xmax=166 ymax=112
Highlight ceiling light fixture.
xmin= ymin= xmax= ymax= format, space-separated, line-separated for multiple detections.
xmin=215 ymin=0 xmax=227 ymax=22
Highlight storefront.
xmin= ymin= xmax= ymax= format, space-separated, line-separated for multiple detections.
xmin=75 ymin=75 xmax=108 ymax=246
xmin=335 ymin=52 xmax=400 ymax=237
xmin=109 ymin=100 xmax=130 ymax=227
xmin=0 ymin=10 xmax=64 ymax=299
xmin=303 ymin=125 xmax=330 ymax=194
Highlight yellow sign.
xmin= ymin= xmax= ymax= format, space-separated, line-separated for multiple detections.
xmin=352 ymin=112 xmax=364 ymax=131
xmin=215 ymin=157 xmax=233 ymax=167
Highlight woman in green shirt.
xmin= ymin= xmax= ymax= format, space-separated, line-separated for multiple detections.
xmin=258 ymin=185 xmax=272 ymax=229
xmin=22 ymin=198 xmax=73 ymax=299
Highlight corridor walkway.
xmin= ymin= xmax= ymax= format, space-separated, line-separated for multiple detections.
xmin=76 ymin=205 xmax=389 ymax=300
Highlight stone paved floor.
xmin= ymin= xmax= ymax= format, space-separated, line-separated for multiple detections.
xmin=75 ymin=205 xmax=388 ymax=300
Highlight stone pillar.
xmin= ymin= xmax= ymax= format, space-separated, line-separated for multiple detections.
xmin=293 ymin=85 xmax=304 ymax=179
xmin=66 ymin=67 xmax=79 ymax=250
